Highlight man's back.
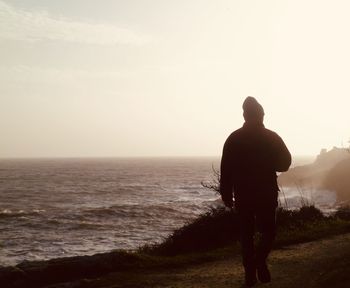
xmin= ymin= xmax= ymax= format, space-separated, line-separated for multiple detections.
xmin=220 ymin=122 xmax=291 ymax=208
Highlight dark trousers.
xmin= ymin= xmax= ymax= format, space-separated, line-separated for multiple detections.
xmin=237 ymin=205 xmax=276 ymax=271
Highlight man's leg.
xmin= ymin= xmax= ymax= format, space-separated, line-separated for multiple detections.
xmin=255 ymin=206 xmax=276 ymax=282
xmin=237 ymin=207 xmax=257 ymax=286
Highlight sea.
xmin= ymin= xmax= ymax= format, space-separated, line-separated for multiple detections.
xmin=0 ymin=156 xmax=336 ymax=266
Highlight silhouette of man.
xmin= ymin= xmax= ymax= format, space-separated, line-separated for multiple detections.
xmin=220 ymin=96 xmax=291 ymax=287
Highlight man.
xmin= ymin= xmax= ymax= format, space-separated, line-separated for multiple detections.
xmin=220 ymin=96 xmax=291 ymax=287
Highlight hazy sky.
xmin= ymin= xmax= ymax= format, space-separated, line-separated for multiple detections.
xmin=1 ymin=0 xmax=349 ymax=158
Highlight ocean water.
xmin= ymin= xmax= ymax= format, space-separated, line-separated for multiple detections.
xmin=0 ymin=156 xmax=334 ymax=266
xmin=0 ymin=157 xmax=220 ymax=266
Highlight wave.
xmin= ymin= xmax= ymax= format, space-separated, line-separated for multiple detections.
xmin=0 ymin=209 xmax=46 ymax=219
xmin=82 ymin=204 xmax=182 ymax=219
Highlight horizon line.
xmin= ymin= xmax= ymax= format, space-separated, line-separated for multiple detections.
xmin=0 ymin=154 xmax=316 ymax=160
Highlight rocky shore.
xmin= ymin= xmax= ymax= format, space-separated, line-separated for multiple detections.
xmin=0 ymin=250 xmax=144 ymax=288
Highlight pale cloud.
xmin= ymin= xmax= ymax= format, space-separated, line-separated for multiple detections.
xmin=0 ymin=65 xmax=122 ymax=83
xmin=0 ymin=1 xmax=148 ymax=45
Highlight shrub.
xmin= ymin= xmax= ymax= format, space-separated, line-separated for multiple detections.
xmin=334 ymin=206 xmax=350 ymax=220
xmin=144 ymin=207 xmax=240 ymax=255
xmin=276 ymin=205 xmax=325 ymax=228
xmin=297 ymin=205 xmax=324 ymax=221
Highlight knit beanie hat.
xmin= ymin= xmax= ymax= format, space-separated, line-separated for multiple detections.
xmin=242 ymin=96 xmax=264 ymax=121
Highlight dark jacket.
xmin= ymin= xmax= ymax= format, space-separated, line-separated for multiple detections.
xmin=220 ymin=122 xmax=291 ymax=209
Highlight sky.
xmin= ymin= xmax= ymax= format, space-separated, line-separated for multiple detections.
xmin=1 ymin=0 xmax=349 ymax=158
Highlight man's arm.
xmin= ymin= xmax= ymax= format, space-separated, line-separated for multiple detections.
xmin=220 ymin=139 xmax=234 ymax=208
xmin=273 ymin=134 xmax=292 ymax=172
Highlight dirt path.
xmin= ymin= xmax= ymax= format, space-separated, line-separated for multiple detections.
xmin=59 ymin=234 xmax=350 ymax=288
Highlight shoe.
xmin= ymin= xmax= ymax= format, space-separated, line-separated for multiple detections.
xmin=257 ymin=262 xmax=271 ymax=283
xmin=244 ymin=269 xmax=257 ymax=287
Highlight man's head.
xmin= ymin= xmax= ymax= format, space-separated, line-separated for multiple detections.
xmin=243 ymin=96 xmax=264 ymax=123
